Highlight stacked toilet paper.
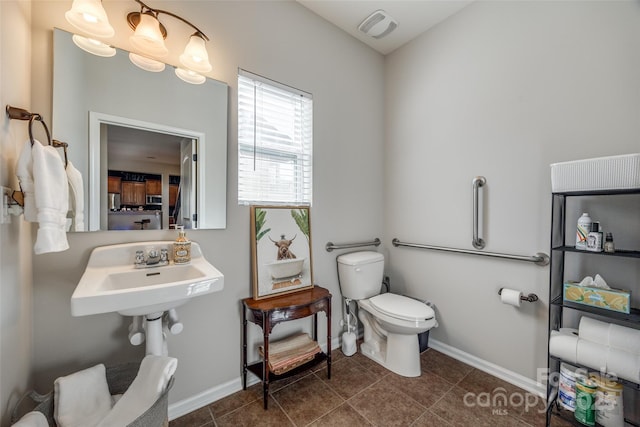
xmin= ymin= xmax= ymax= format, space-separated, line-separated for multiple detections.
xmin=549 ymin=317 xmax=640 ymax=383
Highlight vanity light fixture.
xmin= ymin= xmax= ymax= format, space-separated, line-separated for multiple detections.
xmin=64 ymin=0 xmax=212 ymax=84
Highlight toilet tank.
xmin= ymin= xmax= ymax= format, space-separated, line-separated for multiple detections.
xmin=337 ymin=251 xmax=384 ymax=300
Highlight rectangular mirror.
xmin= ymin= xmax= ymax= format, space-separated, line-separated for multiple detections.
xmin=52 ymin=28 xmax=228 ymax=231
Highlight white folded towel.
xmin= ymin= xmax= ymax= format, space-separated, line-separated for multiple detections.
xmin=54 ymin=364 xmax=112 ymax=427
xmin=15 ymin=140 xmax=37 ymax=222
xmin=11 ymin=411 xmax=48 ymax=427
xmin=65 ymin=161 xmax=85 ymax=232
xmin=32 ymin=140 xmax=69 ymax=254
xmin=97 ymin=355 xmax=177 ymax=427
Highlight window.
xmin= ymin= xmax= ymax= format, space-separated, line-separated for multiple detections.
xmin=238 ymin=69 xmax=313 ymax=205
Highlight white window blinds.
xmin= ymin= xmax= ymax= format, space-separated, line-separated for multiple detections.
xmin=238 ymin=69 xmax=313 ymax=205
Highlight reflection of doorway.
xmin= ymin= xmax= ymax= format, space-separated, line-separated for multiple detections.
xmin=89 ymin=112 xmax=202 ymax=231
xmin=179 ymin=140 xmax=197 ymax=229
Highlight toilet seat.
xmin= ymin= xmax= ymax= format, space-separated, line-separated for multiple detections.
xmin=369 ymin=293 xmax=434 ymax=322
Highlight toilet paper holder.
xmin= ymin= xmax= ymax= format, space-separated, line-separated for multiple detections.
xmin=498 ymin=288 xmax=539 ymax=303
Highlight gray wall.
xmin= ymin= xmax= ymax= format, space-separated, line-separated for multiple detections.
xmin=384 ymin=0 xmax=640 ymax=381
xmin=0 ymin=2 xmax=35 ymax=426
xmin=29 ymin=0 xmax=385 ymax=410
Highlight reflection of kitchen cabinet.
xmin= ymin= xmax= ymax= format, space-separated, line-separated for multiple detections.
xmin=169 ymin=184 xmax=179 ymax=207
xmin=121 ymin=182 xmax=146 ymax=206
xmin=108 ymin=176 xmax=121 ymax=193
xmin=146 ymin=179 xmax=161 ymax=195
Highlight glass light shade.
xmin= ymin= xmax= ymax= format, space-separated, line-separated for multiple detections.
xmin=129 ymin=53 xmax=166 ymax=72
xmin=175 ymin=68 xmax=206 ymax=85
xmin=72 ymin=35 xmax=116 ymax=57
xmin=129 ymin=13 xmax=168 ymax=57
xmin=179 ymin=34 xmax=212 ymax=73
xmin=65 ymin=0 xmax=114 ymax=38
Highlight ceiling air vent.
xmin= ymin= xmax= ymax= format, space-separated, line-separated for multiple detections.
xmin=358 ymin=9 xmax=398 ymax=39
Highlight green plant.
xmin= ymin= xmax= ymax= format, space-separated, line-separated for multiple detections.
xmin=291 ymin=209 xmax=310 ymax=241
xmin=254 ymin=208 xmax=271 ymax=241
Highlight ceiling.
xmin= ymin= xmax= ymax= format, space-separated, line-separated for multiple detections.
xmin=107 ymin=124 xmax=183 ymax=167
xmin=296 ymin=0 xmax=473 ymax=55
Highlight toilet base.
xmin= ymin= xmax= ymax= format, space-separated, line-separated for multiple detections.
xmin=360 ymin=332 xmax=421 ymax=377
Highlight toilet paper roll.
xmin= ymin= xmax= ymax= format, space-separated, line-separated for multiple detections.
xmin=577 ymin=339 xmax=608 ymax=371
xmin=500 ymin=288 xmax=522 ymax=307
xmin=609 ymin=324 xmax=640 ymax=355
xmin=579 ymin=317 xmax=610 ymax=344
xmin=607 ymin=348 xmax=640 ymax=383
xmin=550 ymin=331 xmax=579 ymax=364
xmin=559 ymin=327 xmax=579 ymax=337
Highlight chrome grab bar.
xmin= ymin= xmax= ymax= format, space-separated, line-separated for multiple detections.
xmin=325 ymin=238 xmax=381 ymax=252
xmin=392 ymin=238 xmax=549 ymax=266
xmin=472 ymin=176 xmax=486 ymax=249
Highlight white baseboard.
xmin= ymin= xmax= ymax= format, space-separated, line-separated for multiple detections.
xmin=168 ymin=336 xmax=342 ymax=420
xmin=428 ymin=338 xmax=545 ymax=398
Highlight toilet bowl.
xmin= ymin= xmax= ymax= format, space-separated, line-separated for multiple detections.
xmin=337 ymin=251 xmax=437 ymax=377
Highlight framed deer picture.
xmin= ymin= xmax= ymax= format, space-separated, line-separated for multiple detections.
xmin=250 ymin=205 xmax=314 ymax=299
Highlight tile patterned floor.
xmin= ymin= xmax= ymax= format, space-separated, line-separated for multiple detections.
xmin=170 ymin=348 xmax=572 ymax=427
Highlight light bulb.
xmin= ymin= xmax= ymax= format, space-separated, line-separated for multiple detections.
xmin=65 ymin=0 xmax=114 ymax=38
xmin=179 ymin=34 xmax=212 ymax=73
xmin=129 ymin=12 xmax=168 ymax=57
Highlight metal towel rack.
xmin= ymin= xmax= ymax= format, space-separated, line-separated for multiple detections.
xmin=392 ymin=238 xmax=549 ymax=266
xmin=326 ymin=238 xmax=381 ymax=252
xmin=6 ymin=105 xmax=71 ymax=208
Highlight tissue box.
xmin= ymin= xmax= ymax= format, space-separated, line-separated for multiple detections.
xmin=550 ymin=153 xmax=640 ymax=192
xmin=563 ymin=282 xmax=631 ymax=314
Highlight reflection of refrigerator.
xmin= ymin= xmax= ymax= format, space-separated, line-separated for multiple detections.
xmin=109 ymin=193 xmax=121 ymax=211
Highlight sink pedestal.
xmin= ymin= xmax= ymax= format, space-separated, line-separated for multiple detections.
xmin=145 ymin=312 xmax=167 ymax=356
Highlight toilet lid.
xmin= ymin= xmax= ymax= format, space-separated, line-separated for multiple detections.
xmin=369 ymin=293 xmax=434 ymax=322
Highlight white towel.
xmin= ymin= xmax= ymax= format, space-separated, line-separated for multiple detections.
xmin=97 ymin=355 xmax=177 ymax=427
xmin=11 ymin=411 xmax=48 ymax=427
xmin=54 ymin=364 xmax=112 ymax=427
xmin=32 ymin=140 xmax=69 ymax=254
xmin=65 ymin=161 xmax=85 ymax=232
xmin=15 ymin=140 xmax=37 ymax=222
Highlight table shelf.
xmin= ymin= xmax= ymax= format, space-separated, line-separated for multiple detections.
xmin=242 ymin=286 xmax=332 ymax=409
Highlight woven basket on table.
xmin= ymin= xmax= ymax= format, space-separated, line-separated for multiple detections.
xmin=11 ymin=362 xmax=174 ymax=427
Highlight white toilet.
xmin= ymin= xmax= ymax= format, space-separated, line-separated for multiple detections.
xmin=337 ymin=251 xmax=437 ymax=377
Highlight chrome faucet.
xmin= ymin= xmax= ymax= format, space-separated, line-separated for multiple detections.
xmin=135 ymin=247 xmax=169 ymax=268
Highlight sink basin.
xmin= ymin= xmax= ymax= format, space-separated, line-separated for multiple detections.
xmin=72 ymin=241 xmax=224 ymax=317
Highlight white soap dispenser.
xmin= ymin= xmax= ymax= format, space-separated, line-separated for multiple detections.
xmin=173 ymin=226 xmax=191 ymax=264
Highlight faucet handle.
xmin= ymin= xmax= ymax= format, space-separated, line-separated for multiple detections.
xmin=135 ymin=250 xmax=145 ymax=265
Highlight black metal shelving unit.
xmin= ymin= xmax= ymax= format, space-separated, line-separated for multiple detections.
xmin=547 ymin=189 xmax=640 ymax=427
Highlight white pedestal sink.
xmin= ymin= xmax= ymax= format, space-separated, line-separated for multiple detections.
xmin=72 ymin=241 xmax=224 ymax=355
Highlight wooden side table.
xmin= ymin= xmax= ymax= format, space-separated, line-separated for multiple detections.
xmin=242 ymin=286 xmax=332 ymax=409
